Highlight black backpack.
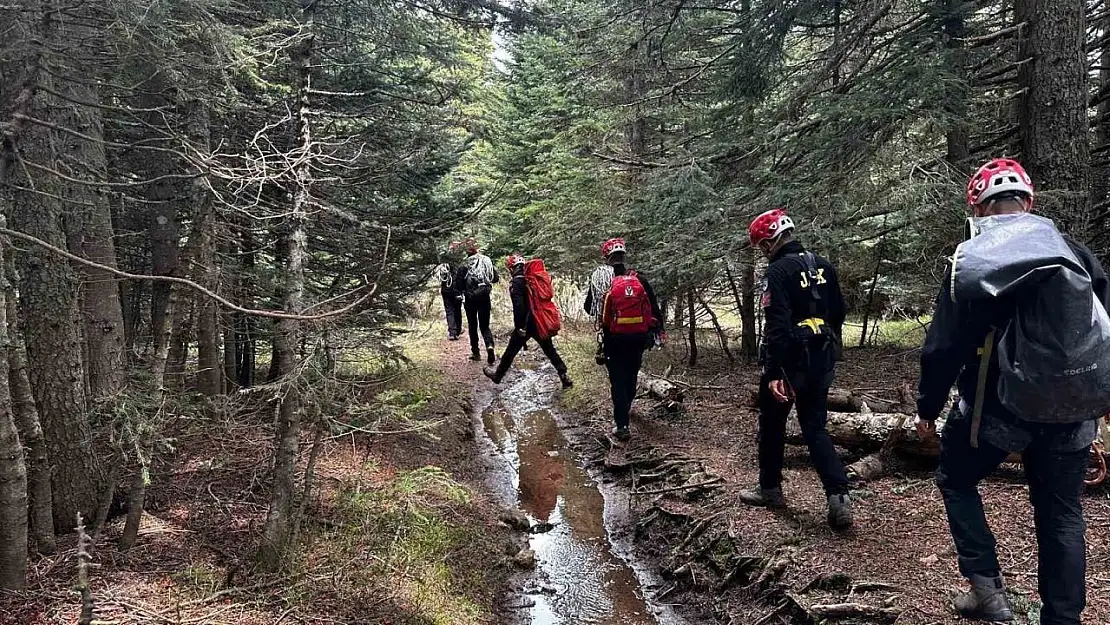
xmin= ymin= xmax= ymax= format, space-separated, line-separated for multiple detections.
xmin=790 ymin=252 xmax=842 ymax=368
xmin=464 ymin=259 xmax=492 ymax=299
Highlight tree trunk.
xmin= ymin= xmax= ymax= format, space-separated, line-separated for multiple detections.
xmin=259 ymin=9 xmax=314 ymax=570
xmin=6 ymin=5 xmax=101 ymax=530
xmin=119 ymin=276 xmax=179 ymax=551
xmin=1015 ymin=0 xmax=1090 ymax=236
xmin=941 ymin=0 xmax=970 ymax=169
xmin=742 ymin=249 xmax=758 ymax=359
xmin=686 ymin=290 xmax=698 ymax=367
xmin=1090 ymin=31 xmax=1110 ymax=258
xmin=235 ymin=224 xmax=257 ymax=388
xmin=0 ymin=229 xmax=28 ymax=590
xmin=54 ymin=24 xmax=125 ymax=401
xmin=784 ymin=411 xmax=939 ymax=457
xmin=186 ymin=102 xmax=222 ymax=396
xmin=728 ymin=254 xmax=758 ymax=362
xmin=223 ymin=321 xmax=237 ymax=393
xmin=858 ymin=255 xmax=882 ymax=348
xmin=148 ymin=199 xmax=178 ymax=359
xmin=5 ymin=261 xmax=55 ymax=555
xmin=121 ymin=100 xmax=216 ymax=549
xmin=697 ymin=292 xmax=735 ymax=363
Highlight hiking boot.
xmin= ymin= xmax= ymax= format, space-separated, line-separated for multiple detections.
xmin=739 ymin=485 xmax=784 ymax=508
xmin=559 ymin=373 xmax=574 ymax=389
xmin=483 ymin=367 xmax=503 ymax=384
xmin=827 ymin=493 xmax=854 ymax=531
xmin=953 ymin=574 xmax=1014 ymax=622
xmin=611 ymin=426 xmax=631 ymax=441
xmin=448 ymin=334 xmax=459 ymax=341
xmin=487 ymin=348 xmax=496 ymax=365
xmin=469 ymin=351 xmax=481 ymax=361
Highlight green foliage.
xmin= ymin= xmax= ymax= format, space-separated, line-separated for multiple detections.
xmin=448 ymin=0 xmax=1016 ymax=324
xmin=332 ymin=466 xmax=484 ymax=624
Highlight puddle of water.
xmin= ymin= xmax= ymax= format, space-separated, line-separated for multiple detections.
xmin=476 ymin=366 xmax=684 ymax=625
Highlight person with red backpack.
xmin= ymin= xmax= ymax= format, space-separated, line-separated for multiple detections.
xmin=740 ymin=209 xmax=853 ymax=531
xmin=483 ymin=254 xmax=573 ymax=388
xmin=915 ymin=159 xmax=1109 ymax=625
xmin=583 ymin=238 xmax=663 ymax=441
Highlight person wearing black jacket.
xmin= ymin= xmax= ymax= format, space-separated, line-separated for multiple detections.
xmin=916 ymin=159 xmax=1104 ymax=625
xmin=456 ymin=239 xmax=499 ymax=364
xmin=583 ymin=238 xmax=663 ymax=442
xmin=483 ymin=255 xmax=572 ymax=388
xmin=738 ymin=209 xmax=853 ymax=531
xmin=435 ymin=261 xmax=463 ymax=340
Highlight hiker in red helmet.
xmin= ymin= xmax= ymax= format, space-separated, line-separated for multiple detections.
xmin=483 ymin=254 xmax=572 ymax=388
xmin=455 ymin=238 xmax=500 ymax=365
xmin=917 ymin=158 xmax=1109 ymax=625
xmin=584 ymin=238 xmax=663 ymax=441
xmin=740 ymin=208 xmax=852 ymax=531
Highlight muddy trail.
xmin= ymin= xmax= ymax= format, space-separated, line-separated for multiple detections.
xmin=471 ymin=360 xmax=686 ymax=625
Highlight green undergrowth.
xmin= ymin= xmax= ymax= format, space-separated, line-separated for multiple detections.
xmin=284 ymin=323 xmax=501 ymax=624
xmin=305 ymin=466 xmax=488 ymax=625
xmin=556 ymin=327 xmax=610 ymax=415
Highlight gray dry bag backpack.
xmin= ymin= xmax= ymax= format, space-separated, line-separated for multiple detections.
xmin=951 ymin=213 xmax=1110 ymax=424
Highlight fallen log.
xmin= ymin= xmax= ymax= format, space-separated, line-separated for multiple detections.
xmin=785 ymin=411 xmax=940 ymax=457
xmin=638 ymin=373 xmax=684 ymax=411
xmin=742 ymin=384 xmax=912 ymax=414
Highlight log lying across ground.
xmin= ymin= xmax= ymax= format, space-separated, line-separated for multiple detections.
xmin=784 ymin=412 xmax=941 ymax=458
xmin=742 ymin=384 xmax=913 ymax=415
xmin=638 ymin=373 xmax=685 ymax=411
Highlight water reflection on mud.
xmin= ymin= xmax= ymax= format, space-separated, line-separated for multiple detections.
xmin=479 ymin=367 xmax=670 ymax=625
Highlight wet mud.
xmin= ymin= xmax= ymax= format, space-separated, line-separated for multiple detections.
xmin=471 ymin=364 xmax=685 ymax=625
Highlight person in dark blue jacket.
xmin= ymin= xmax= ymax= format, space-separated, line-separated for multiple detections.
xmin=484 ymin=255 xmax=572 ymax=388
xmin=916 ymin=158 xmax=1106 ymax=625
xmin=738 ymin=209 xmax=852 ymax=531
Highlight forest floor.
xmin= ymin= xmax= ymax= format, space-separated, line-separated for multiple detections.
xmin=545 ymin=328 xmax=1110 ymax=625
xmin=0 ymin=323 xmax=524 ymax=625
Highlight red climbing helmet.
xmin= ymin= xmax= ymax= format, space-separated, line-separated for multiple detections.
xmin=748 ymin=209 xmax=795 ymax=247
xmin=967 ymin=158 xmax=1034 ymax=206
xmin=505 ymin=254 xmax=525 ymax=269
xmin=601 ymin=238 xmax=626 ymax=258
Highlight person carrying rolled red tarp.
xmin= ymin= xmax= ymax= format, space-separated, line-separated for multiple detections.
xmin=483 ymin=254 xmax=573 ymax=389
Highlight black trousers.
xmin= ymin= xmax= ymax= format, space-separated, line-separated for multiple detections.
xmin=464 ymin=295 xmax=494 ymax=353
xmin=936 ymin=409 xmax=1088 ymax=625
xmin=441 ymin=294 xmax=463 ymax=338
xmin=604 ymin=336 xmax=647 ymax=429
xmin=496 ymin=333 xmax=567 ymax=376
xmin=757 ymin=375 xmax=849 ymax=496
